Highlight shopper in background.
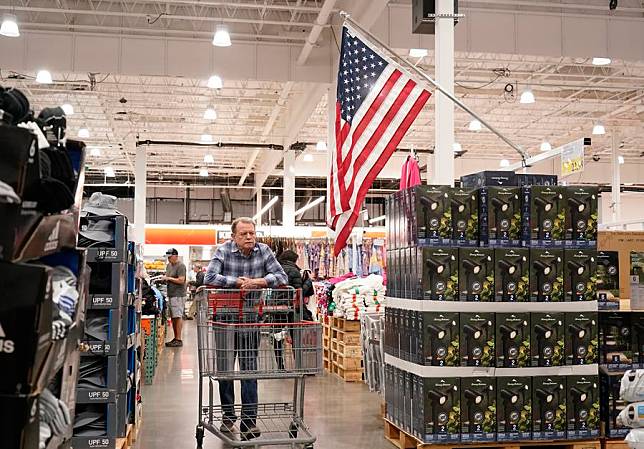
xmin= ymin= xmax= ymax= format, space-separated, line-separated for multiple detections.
xmin=204 ymin=217 xmax=287 ymax=440
xmin=162 ymin=248 xmax=187 ymax=347
xmin=278 ymin=250 xmax=313 ymax=321
xmin=185 ymin=264 xmax=204 ymax=320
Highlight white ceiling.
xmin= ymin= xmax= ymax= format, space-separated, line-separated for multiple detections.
xmin=1 ymin=0 xmax=644 ymax=184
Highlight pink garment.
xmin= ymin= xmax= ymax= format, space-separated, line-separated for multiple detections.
xmin=400 ymin=157 xmax=409 ymax=190
xmin=399 ymin=156 xmax=422 ymax=190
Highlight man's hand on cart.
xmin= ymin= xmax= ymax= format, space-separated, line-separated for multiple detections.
xmin=236 ymin=277 xmax=268 ymax=290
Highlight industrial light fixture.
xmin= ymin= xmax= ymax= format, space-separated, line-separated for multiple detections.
xmin=303 ymin=153 xmax=314 ymax=162
xmin=316 ymin=141 xmax=327 ymax=151
xmin=294 ymin=196 xmax=325 ymax=216
xmin=61 ymin=103 xmax=74 ymax=115
xmin=520 ymin=86 xmax=535 ymax=104
xmin=540 ymin=141 xmax=552 ymax=152
xmin=500 ymin=159 xmax=510 ymax=167
xmin=592 ymin=121 xmax=606 ymax=135
xmin=207 ymin=75 xmax=223 ymax=89
xmin=78 ymin=126 xmax=90 ymax=138
xmin=204 ymin=154 xmax=215 ymax=164
xmin=0 ymin=14 xmax=19 ymax=37
xmin=89 ymin=147 xmax=101 ymax=157
xmin=592 ymin=57 xmax=611 ymax=66
xmin=104 ymin=166 xmax=115 ymax=178
xmin=199 ymin=168 xmax=209 ymax=177
xmin=200 ymin=133 xmax=213 ymax=143
xmin=618 ymin=155 xmax=625 ymax=165
xmin=369 ymin=215 xmax=386 ymax=224
xmin=409 ymin=48 xmax=428 ymax=58
xmin=453 ymin=142 xmax=463 ymax=153
xmin=203 ymin=107 xmax=217 ymax=120
xmin=253 ymin=195 xmax=279 ymax=221
xmin=36 ymin=69 xmax=53 ymax=84
xmin=212 ymin=25 xmax=231 ymax=47
xmin=468 ymin=119 xmax=482 ymax=131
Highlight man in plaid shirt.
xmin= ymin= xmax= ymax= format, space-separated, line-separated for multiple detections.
xmin=205 ymin=217 xmax=287 ymax=440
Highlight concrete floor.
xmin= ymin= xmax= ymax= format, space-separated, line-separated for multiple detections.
xmin=137 ymin=321 xmax=392 ymax=449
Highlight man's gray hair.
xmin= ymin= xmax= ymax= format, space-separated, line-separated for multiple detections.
xmin=231 ymin=217 xmax=256 ymax=234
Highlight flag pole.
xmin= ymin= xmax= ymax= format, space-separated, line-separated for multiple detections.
xmin=340 ymin=11 xmax=529 ymax=165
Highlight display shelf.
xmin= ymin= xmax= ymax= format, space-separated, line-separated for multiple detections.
xmin=385 ymin=297 xmax=599 ymax=312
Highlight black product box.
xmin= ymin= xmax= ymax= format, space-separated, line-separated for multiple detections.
xmin=564 ymin=249 xmax=597 ymax=302
xmin=496 ymin=313 xmax=530 ymax=368
xmin=417 ymin=247 xmax=458 ymax=301
xmin=531 ymin=312 xmax=565 ymax=367
xmin=567 ymin=375 xmax=600 ymax=439
xmin=403 ymin=370 xmax=412 ymax=433
xmin=410 ymin=311 xmax=420 ymax=365
xmin=385 ymin=364 xmax=393 ymax=422
xmin=80 ymin=215 xmax=129 ymax=263
xmin=532 ymin=376 xmax=566 ymax=440
xmin=494 ymin=248 xmax=529 ymax=302
xmin=566 ymin=312 xmax=598 ymax=366
xmin=530 ymin=248 xmax=564 ymax=302
xmin=496 ymin=376 xmax=532 ymax=441
xmin=72 ymin=394 xmax=129 ymax=447
xmin=633 ymin=313 xmax=644 ymax=368
xmin=399 ymin=189 xmax=409 ymax=249
xmin=88 ymin=262 xmax=127 ymax=309
xmin=450 ymin=188 xmax=479 ymax=246
xmin=459 ymin=248 xmax=495 ymax=302
xmin=564 ymin=186 xmax=598 ymax=247
xmin=600 ymin=370 xmax=630 ymax=438
xmin=398 ymin=309 xmax=408 ymax=361
xmin=599 ymin=312 xmax=632 ymax=370
xmin=420 ymin=312 xmax=460 ymax=366
xmin=0 ymin=394 xmax=39 ymax=449
xmin=77 ymin=350 xmax=129 ymax=397
xmin=385 ymin=196 xmax=392 ymax=249
xmin=409 ymin=185 xmax=451 ymax=246
xmin=390 ymin=192 xmax=398 ymax=250
xmin=416 ymin=377 xmax=461 ymax=443
xmin=460 ymin=313 xmax=495 ymax=367
xmin=479 ymin=187 xmax=522 ymax=247
xmin=460 ymin=170 xmax=517 ymax=189
xmin=460 ymin=377 xmax=496 ymax=442
xmin=395 ymin=366 xmax=404 ymax=427
xmin=516 ymin=174 xmax=558 ymax=187
xmin=521 ymin=186 xmax=565 ymax=247
xmin=82 ymin=308 xmax=126 ymax=356
xmin=0 ymin=261 xmax=53 ymax=395
xmin=597 ymin=251 xmax=620 ymax=309
xmin=400 ymin=248 xmax=408 ymax=299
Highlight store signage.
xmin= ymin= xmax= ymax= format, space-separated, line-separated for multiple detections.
xmin=560 ymin=138 xmax=584 ymax=177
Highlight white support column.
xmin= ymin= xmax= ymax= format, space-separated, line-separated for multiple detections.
xmin=255 ymin=175 xmax=263 ymax=224
xmin=611 ymin=134 xmax=621 ymax=222
xmin=432 ymin=0 xmax=455 ymax=187
xmin=283 ymin=150 xmax=296 ymax=228
xmin=133 ymin=142 xmax=147 ymax=244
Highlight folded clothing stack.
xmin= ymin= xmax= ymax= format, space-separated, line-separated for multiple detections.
xmin=331 ymin=274 xmax=386 ymax=320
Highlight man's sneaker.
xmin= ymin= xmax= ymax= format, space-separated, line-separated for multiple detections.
xmin=166 ymin=339 xmax=183 ymax=347
xmin=240 ymin=426 xmax=261 ymax=440
xmin=165 ymin=339 xmax=176 ymax=347
xmin=219 ymin=419 xmax=235 ymax=434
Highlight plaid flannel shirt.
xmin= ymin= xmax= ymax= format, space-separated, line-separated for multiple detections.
xmin=204 ymin=240 xmax=288 ymax=288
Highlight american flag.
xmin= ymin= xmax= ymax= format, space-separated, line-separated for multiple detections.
xmin=328 ymin=25 xmax=431 ymax=256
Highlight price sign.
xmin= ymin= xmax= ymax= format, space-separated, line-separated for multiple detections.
xmin=561 ymin=138 xmax=585 ymax=177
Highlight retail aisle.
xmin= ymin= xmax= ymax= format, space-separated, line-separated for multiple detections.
xmin=136 ymin=321 xmax=390 ymax=449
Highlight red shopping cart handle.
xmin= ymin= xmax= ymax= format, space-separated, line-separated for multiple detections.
xmin=206 ymin=320 xmax=320 ymax=327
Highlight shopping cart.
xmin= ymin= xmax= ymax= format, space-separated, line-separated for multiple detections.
xmin=195 ymin=287 xmax=322 ymax=448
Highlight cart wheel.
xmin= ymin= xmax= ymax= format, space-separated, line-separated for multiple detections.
xmin=303 ymin=444 xmax=314 ymax=449
xmin=195 ymin=426 xmax=204 ymax=448
xmin=288 ymin=422 xmax=298 ymax=439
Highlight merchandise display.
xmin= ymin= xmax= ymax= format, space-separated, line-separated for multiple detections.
xmin=329 ymin=274 xmax=385 ymax=320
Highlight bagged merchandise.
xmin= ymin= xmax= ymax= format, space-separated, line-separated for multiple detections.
xmin=627 ymin=429 xmax=644 ymax=449
xmin=622 ymin=370 xmax=644 ymax=404
xmin=618 ymin=402 xmax=644 ymax=429
xmin=331 ymin=274 xmax=385 ymax=320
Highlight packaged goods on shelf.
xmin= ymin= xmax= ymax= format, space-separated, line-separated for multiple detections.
xmin=330 ymin=274 xmax=385 ymax=320
xmin=564 ymin=186 xmax=598 ymax=248
xmin=530 ymin=248 xmax=564 ymax=302
xmin=418 ymin=312 xmax=460 ymax=366
xmin=600 ymin=312 xmax=634 ymax=370
xmin=602 ymin=370 xmax=631 ymax=438
xmin=532 ymin=376 xmax=567 ymax=440
xmin=460 ymin=377 xmax=496 ymax=442
xmin=521 ymin=185 xmax=565 ymax=247
xmin=633 ymin=252 xmax=644 ymax=309
xmin=479 ymin=186 xmax=522 ymax=247
xmin=459 ymin=247 xmax=495 ymax=302
xmin=460 ymin=170 xmax=518 ymax=189
xmin=450 ymin=187 xmax=479 ymax=246
xmin=626 ymin=429 xmax=644 ymax=449
xmin=417 ymin=247 xmax=458 ymax=301
xmin=460 ymin=313 xmax=495 ymax=367
xmin=567 ymin=375 xmax=600 ymax=438
xmin=597 ymin=250 xmax=620 ymax=309
xmin=566 ymin=312 xmax=598 ymax=366
xmin=531 ymin=312 xmax=565 ymax=367
xmin=564 ymin=249 xmax=597 ymax=302
xmin=494 ymin=248 xmax=530 ymax=302
xmin=496 ymin=313 xmax=531 ymax=368
xmin=496 ymin=376 xmax=532 ymax=441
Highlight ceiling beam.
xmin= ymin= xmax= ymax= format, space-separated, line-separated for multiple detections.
xmin=296 ymin=0 xmax=338 ymax=65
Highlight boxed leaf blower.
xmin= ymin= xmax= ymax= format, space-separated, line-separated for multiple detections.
xmin=460 ymin=313 xmax=495 ymax=367
xmin=494 ymin=248 xmax=529 ymax=302
xmin=532 ymin=376 xmax=567 ymax=440
xmin=461 ymin=377 xmax=496 ymax=442
xmin=530 ymin=249 xmax=564 ymax=302
xmin=496 ymin=376 xmax=532 ymax=441
xmin=459 ymin=248 xmax=495 ymax=302
xmin=496 ymin=313 xmax=531 ymax=368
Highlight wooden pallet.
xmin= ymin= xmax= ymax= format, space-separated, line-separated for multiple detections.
xmin=384 ymin=419 xmax=601 ymax=449
xmin=115 ymin=424 xmax=135 ymax=449
xmin=335 ymin=353 xmax=363 ymax=371
xmin=337 ymin=341 xmax=362 ymax=357
xmin=603 ymin=439 xmax=629 ymax=449
xmin=336 ymin=364 xmax=364 ymax=382
xmin=332 ymin=316 xmax=361 ymax=332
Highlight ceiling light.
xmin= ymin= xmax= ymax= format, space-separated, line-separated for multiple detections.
xmin=592 ymin=121 xmax=606 ymax=135
xmin=409 ymin=48 xmax=428 ymax=58
xmin=207 ymin=75 xmax=223 ymax=89
xmin=36 ymin=70 xmax=53 ymax=84
xmin=369 ymin=215 xmax=386 ymax=224
xmin=453 ymin=142 xmax=463 ymax=153
xmin=89 ymin=147 xmax=101 ymax=157
xmin=104 ymin=166 xmax=115 ymax=178
xmin=78 ymin=126 xmax=90 ymax=138
xmin=0 ymin=14 xmax=19 ymax=37
xmin=199 ymin=168 xmax=209 ymax=177
xmin=61 ymin=103 xmax=74 ymax=115
xmin=253 ymin=195 xmax=279 ymax=221
xmin=302 ymin=153 xmax=314 ymax=162
xmin=203 ymin=107 xmax=217 ymax=120
xmin=212 ymin=25 xmax=231 ymax=47
xmin=540 ymin=141 xmax=552 ymax=152
xmin=316 ymin=140 xmax=327 ymax=151
xmin=204 ymin=154 xmax=215 ymax=164
xmin=520 ymin=87 xmax=535 ymax=104
xmin=618 ymin=155 xmax=625 ymax=165
xmin=592 ymin=57 xmax=611 ymax=66
xmin=468 ymin=119 xmax=482 ymax=131
xmin=500 ymin=159 xmax=510 ymax=167
xmin=200 ymin=133 xmax=213 ymax=143
xmin=294 ymin=196 xmax=325 ymax=216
